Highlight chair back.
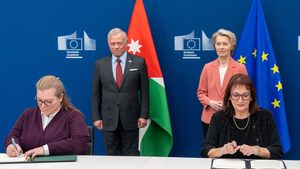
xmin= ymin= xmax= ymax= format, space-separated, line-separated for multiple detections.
xmin=86 ymin=126 xmax=94 ymax=155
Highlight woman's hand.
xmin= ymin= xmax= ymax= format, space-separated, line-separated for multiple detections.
xmin=239 ymin=144 xmax=260 ymax=156
xmin=24 ymin=146 xmax=45 ymax=158
xmin=208 ymin=141 xmax=240 ymax=158
xmin=221 ymin=141 xmax=240 ymax=155
xmin=6 ymin=144 xmax=23 ymax=157
xmin=208 ymin=100 xmax=223 ymax=111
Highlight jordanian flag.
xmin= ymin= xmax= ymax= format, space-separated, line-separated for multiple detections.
xmin=127 ymin=0 xmax=173 ymax=156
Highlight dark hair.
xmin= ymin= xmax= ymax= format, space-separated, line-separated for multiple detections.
xmin=223 ymin=74 xmax=259 ymax=116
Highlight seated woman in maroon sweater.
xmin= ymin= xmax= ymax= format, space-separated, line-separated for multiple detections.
xmin=5 ymin=75 xmax=89 ymax=158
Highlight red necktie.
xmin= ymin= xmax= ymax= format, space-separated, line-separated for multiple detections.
xmin=116 ymin=59 xmax=123 ymax=89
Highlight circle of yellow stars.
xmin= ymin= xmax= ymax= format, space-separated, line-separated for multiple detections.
xmin=237 ymin=48 xmax=283 ymax=109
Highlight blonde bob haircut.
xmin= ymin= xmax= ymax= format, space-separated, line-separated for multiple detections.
xmin=212 ymin=28 xmax=237 ymax=55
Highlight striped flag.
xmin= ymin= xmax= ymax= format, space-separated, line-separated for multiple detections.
xmin=127 ymin=0 xmax=173 ymax=156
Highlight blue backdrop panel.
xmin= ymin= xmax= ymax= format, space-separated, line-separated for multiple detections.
xmin=0 ymin=0 xmax=299 ymax=159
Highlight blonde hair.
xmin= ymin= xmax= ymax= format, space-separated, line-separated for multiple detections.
xmin=212 ymin=28 xmax=237 ymax=55
xmin=36 ymin=75 xmax=81 ymax=113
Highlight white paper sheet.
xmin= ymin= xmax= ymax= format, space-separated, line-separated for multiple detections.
xmin=212 ymin=159 xmax=246 ymax=168
xmin=0 ymin=153 xmax=27 ymax=163
xmin=250 ymin=160 xmax=284 ymax=169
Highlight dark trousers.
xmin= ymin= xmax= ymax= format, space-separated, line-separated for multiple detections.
xmin=103 ymin=122 xmax=139 ymax=156
xmin=202 ymin=121 xmax=209 ymax=138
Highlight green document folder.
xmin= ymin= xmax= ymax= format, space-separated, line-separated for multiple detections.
xmin=31 ymin=155 xmax=77 ymax=163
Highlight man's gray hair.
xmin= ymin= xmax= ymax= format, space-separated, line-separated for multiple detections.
xmin=107 ymin=28 xmax=127 ymax=44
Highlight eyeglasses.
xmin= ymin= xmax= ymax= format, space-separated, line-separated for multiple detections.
xmin=230 ymin=92 xmax=251 ymax=101
xmin=35 ymin=97 xmax=54 ymax=106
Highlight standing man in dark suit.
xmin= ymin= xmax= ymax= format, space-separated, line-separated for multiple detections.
xmin=92 ymin=28 xmax=149 ymax=156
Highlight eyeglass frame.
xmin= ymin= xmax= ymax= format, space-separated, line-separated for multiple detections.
xmin=35 ymin=96 xmax=55 ymax=106
xmin=230 ymin=92 xmax=251 ymax=101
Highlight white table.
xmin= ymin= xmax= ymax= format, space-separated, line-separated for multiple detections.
xmin=0 ymin=155 xmax=299 ymax=169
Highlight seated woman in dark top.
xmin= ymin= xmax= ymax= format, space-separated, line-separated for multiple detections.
xmin=5 ymin=75 xmax=89 ymax=158
xmin=201 ymin=74 xmax=282 ymax=159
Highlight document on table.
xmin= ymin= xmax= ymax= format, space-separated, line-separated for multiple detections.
xmin=0 ymin=153 xmax=77 ymax=164
xmin=250 ymin=159 xmax=285 ymax=169
xmin=0 ymin=153 xmax=27 ymax=163
xmin=211 ymin=158 xmax=286 ymax=169
xmin=212 ymin=159 xmax=246 ymax=168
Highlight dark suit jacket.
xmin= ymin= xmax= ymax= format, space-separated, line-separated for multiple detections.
xmin=92 ymin=53 xmax=149 ymax=131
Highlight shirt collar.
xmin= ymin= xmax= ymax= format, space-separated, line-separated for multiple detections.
xmin=41 ymin=106 xmax=61 ymax=118
xmin=112 ymin=52 xmax=127 ymax=63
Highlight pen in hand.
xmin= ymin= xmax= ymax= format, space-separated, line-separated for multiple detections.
xmin=11 ymin=138 xmax=20 ymax=157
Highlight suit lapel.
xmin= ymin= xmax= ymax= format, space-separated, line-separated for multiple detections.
xmin=221 ymin=57 xmax=235 ymax=94
xmin=120 ymin=54 xmax=133 ymax=89
xmin=107 ymin=56 xmax=118 ymax=89
xmin=212 ymin=60 xmax=222 ymax=96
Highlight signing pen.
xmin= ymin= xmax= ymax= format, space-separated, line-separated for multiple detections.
xmin=11 ymin=138 xmax=19 ymax=156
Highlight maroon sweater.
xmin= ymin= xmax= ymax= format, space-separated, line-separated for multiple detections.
xmin=4 ymin=107 xmax=89 ymax=155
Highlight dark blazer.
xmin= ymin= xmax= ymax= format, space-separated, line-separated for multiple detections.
xmin=92 ymin=53 xmax=149 ymax=131
xmin=201 ymin=108 xmax=283 ymax=159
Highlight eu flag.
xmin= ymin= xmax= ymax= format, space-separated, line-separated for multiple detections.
xmin=233 ymin=0 xmax=290 ymax=153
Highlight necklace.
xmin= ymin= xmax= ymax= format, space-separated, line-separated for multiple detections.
xmin=233 ymin=115 xmax=250 ymax=130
